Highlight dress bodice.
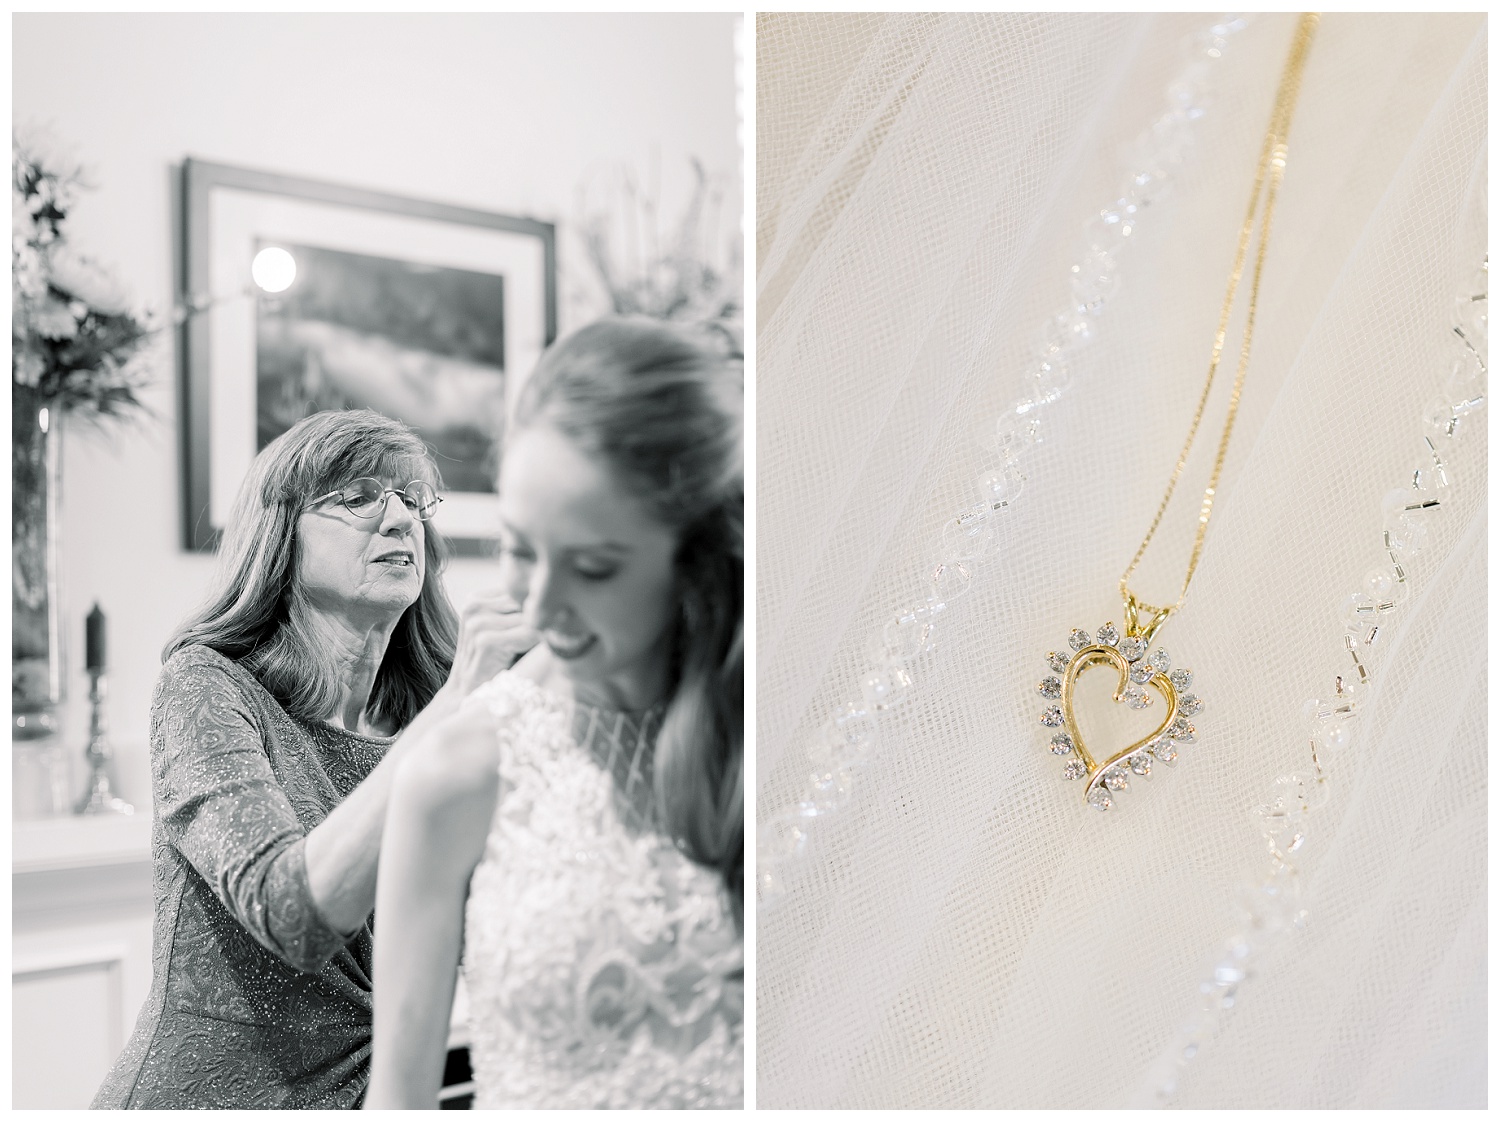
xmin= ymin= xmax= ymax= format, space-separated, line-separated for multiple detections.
xmin=461 ymin=671 xmax=743 ymax=1109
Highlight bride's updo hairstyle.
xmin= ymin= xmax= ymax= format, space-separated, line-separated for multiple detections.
xmin=514 ymin=316 xmax=744 ymax=921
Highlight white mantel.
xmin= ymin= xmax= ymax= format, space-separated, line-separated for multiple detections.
xmin=12 ymin=810 xmax=469 ymax=1107
xmin=15 ymin=812 xmax=152 ymax=875
xmin=13 ymin=813 xmax=156 ymax=1109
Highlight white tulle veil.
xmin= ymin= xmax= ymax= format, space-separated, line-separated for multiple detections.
xmin=755 ymin=13 xmax=1485 ymax=1108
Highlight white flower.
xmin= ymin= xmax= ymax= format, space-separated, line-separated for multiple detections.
xmin=29 ymin=292 xmax=80 ymax=339
xmin=47 ymin=244 xmax=131 ymax=316
xmin=13 ymin=124 xmax=84 ymax=184
xmin=13 ymin=348 xmax=43 ymax=386
xmin=12 ymin=243 xmax=45 ymax=302
xmin=13 ymin=190 xmax=35 ymax=243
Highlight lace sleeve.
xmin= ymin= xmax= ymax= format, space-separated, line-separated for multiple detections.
xmin=152 ymin=650 xmax=355 ymax=973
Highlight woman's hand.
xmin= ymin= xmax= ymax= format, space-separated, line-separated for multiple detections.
xmin=447 ymin=588 xmax=538 ymax=697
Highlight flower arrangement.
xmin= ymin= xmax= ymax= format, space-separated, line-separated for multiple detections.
xmin=12 ymin=127 xmax=155 ymax=422
xmin=576 ymin=157 xmax=742 ymax=354
xmin=12 ymin=128 xmax=157 ymax=733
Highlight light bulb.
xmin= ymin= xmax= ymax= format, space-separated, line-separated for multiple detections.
xmin=251 ymin=247 xmax=297 ymax=293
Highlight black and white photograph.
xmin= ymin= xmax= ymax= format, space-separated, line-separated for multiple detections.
xmin=180 ymin=156 xmax=560 ymax=554
xmin=13 ymin=12 xmax=742 ymax=1110
xmin=253 ymin=242 xmax=510 ymax=493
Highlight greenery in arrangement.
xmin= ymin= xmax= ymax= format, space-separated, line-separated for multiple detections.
xmin=12 ymin=128 xmax=155 ymax=423
xmin=12 ymin=128 xmax=157 ymax=719
xmin=578 ymin=158 xmax=743 ymax=353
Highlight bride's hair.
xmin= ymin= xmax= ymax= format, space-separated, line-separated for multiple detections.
xmin=515 ymin=316 xmax=744 ymax=923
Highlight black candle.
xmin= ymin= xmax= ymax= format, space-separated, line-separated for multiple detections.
xmin=85 ymin=603 xmax=106 ymax=673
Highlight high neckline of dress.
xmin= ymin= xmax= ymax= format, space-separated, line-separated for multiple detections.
xmin=504 ymin=667 xmax=667 ymax=723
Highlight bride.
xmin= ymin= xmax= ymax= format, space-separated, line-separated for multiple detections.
xmin=364 ymin=317 xmax=743 ymax=1109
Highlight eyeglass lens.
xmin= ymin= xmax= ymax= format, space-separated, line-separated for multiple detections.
xmin=342 ymin=478 xmax=440 ymax=520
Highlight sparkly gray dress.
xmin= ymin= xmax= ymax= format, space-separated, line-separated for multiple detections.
xmin=91 ymin=645 xmax=393 ymax=1109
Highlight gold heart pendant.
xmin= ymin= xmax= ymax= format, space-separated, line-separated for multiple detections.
xmin=1036 ymin=622 xmax=1204 ymax=811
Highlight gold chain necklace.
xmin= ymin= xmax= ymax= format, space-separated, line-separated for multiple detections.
xmin=1038 ymin=14 xmax=1320 ymax=811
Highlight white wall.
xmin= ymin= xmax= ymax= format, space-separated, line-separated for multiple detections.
xmin=12 ymin=13 xmax=742 ymax=807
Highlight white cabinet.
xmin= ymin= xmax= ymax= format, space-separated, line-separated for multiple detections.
xmin=12 ymin=815 xmax=471 ymax=1108
xmin=12 ymin=815 xmax=154 ymax=1109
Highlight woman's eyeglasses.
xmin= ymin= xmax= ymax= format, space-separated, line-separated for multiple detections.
xmin=305 ymin=478 xmax=442 ymax=521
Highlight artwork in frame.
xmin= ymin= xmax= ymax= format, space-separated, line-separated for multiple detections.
xmin=180 ymin=158 xmax=556 ymax=555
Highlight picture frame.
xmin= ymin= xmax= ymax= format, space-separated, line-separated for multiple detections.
xmin=179 ymin=158 xmax=557 ymax=555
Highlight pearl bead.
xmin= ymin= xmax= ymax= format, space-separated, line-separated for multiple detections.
xmin=1316 ymin=720 xmax=1351 ymax=754
xmin=977 ymin=464 xmax=1026 ymax=509
xmin=1362 ymin=570 xmax=1392 ymax=606
xmin=861 ymin=666 xmax=912 ymax=710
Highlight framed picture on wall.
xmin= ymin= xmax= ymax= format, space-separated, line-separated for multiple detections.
xmin=179 ymin=158 xmax=556 ymax=555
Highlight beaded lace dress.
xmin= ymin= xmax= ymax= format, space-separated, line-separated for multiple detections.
xmin=460 ymin=671 xmax=743 ymax=1109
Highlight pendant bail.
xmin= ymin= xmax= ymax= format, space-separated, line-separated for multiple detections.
xmin=1123 ymin=590 xmax=1172 ymax=644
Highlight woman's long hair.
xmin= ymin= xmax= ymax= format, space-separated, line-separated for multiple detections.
xmin=516 ymin=317 xmax=744 ymax=923
xmin=166 ymin=409 xmax=458 ymax=730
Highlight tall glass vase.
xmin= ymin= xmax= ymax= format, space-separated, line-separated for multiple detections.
xmin=12 ymin=382 xmax=69 ymax=816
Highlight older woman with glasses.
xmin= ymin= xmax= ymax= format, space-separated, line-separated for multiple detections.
xmin=91 ymin=409 xmax=533 ymax=1110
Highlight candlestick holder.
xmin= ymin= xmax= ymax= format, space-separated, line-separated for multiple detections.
xmin=75 ymin=669 xmax=133 ymax=816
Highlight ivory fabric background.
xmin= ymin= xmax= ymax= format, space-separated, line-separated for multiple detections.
xmin=756 ymin=12 xmax=1485 ymax=1109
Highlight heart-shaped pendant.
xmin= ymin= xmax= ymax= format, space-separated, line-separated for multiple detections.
xmin=1037 ymin=621 xmax=1204 ymax=810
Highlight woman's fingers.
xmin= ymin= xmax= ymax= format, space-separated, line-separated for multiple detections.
xmin=452 ymin=589 xmax=538 ymax=693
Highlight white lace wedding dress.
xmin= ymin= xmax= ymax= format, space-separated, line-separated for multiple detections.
xmin=460 ymin=671 xmax=743 ymax=1109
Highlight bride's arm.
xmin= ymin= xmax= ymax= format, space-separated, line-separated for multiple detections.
xmin=364 ymin=706 xmax=501 ymax=1109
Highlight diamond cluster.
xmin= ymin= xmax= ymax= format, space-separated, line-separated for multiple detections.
xmin=1038 ymin=621 xmax=1204 ymax=811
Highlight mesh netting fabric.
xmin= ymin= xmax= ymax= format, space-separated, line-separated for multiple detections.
xmin=756 ymin=13 xmax=1485 ymax=1109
